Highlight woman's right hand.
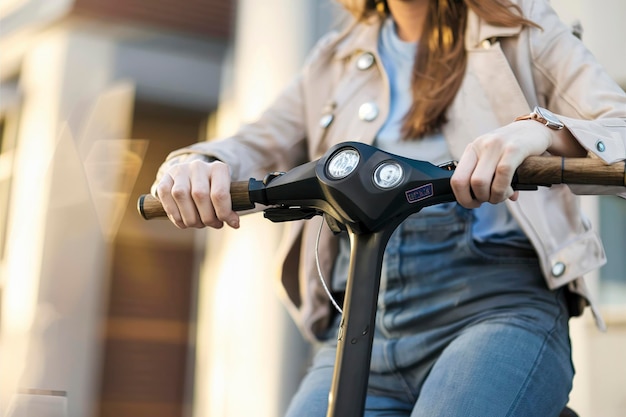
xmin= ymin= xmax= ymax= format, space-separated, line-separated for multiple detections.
xmin=153 ymin=156 xmax=240 ymax=229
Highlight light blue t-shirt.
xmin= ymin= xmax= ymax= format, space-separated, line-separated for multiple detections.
xmin=375 ymin=17 xmax=531 ymax=247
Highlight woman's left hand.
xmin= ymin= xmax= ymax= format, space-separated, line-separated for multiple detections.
xmin=450 ymin=120 xmax=585 ymax=208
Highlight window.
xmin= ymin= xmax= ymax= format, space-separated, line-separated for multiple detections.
xmin=0 ymin=81 xmax=21 ymax=325
xmin=597 ymin=83 xmax=626 ymax=308
xmin=598 ymin=195 xmax=626 ymax=305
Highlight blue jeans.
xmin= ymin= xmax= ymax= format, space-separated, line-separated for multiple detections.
xmin=285 ymin=204 xmax=574 ymax=417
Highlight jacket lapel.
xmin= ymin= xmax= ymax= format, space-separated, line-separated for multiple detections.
xmin=443 ymin=8 xmax=531 ymax=159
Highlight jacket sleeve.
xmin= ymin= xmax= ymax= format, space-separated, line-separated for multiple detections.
xmin=523 ymin=0 xmax=626 ymax=196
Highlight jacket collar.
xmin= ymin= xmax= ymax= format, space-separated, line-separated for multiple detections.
xmin=332 ymin=6 xmax=524 ymax=57
xmin=465 ymin=7 xmax=523 ymax=49
xmin=334 ymin=15 xmax=383 ymax=61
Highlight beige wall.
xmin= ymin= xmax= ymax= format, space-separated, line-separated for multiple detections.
xmin=550 ymin=1 xmax=626 ymax=416
xmin=551 ymin=0 xmax=626 ymax=86
xmin=192 ymin=1 xmax=330 ymax=416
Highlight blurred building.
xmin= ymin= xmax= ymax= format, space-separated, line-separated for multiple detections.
xmin=0 ymin=1 xmax=236 ymax=416
xmin=0 ymin=1 xmax=340 ymax=416
xmin=0 ymin=1 xmax=624 ymax=417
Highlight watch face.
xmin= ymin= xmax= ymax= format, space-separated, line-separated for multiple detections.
xmin=535 ymin=106 xmax=564 ymax=130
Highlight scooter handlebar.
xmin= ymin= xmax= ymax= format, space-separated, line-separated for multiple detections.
xmin=137 ymin=155 xmax=626 ymax=221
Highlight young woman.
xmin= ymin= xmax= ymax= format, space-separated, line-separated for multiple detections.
xmin=152 ymin=0 xmax=626 ymax=415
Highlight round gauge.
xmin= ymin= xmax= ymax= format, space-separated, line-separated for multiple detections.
xmin=373 ymin=162 xmax=403 ymax=189
xmin=327 ymin=148 xmax=360 ymax=179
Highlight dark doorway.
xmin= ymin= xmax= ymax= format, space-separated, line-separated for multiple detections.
xmin=98 ymin=101 xmax=208 ymax=417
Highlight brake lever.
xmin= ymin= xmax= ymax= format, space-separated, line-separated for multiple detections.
xmin=263 ymin=207 xmax=321 ymax=222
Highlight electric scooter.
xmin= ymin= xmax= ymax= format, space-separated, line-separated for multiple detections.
xmin=138 ymin=141 xmax=625 ymax=417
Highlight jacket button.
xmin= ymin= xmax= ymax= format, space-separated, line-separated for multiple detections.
xmin=358 ymin=102 xmax=379 ymax=122
xmin=551 ymin=262 xmax=566 ymax=277
xmin=356 ymin=52 xmax=375 ymax=70
xmin=319 ymin=113 xmax=334 ymax=128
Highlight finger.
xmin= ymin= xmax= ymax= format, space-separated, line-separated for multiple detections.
xmin=155 ymin=174 xmax=187 ymax=228
xmin=489 ymin=145 xmax=527 ymax=203
xmin=489 ymin=160 xmax=517 ymax=203
xmin=170 ymin=171 xmax=204 ymax=228
xmin=469 ymin=146 xmax=501 ymax=203
xmin=450 ymin=144 xmax=481 ymax=208
xmin=189 ymin=161 xmax=223 ymax=229
xmin=210 ymin=162 xmax=240 ymax=229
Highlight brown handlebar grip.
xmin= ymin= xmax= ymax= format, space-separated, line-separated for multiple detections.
xmin=137 ymin=194 xmax=167 ymax=220
xmin=516 ymin=156 xmax=626 ymax=187
xmin=137 ymin=180 xmax=254 ymax=220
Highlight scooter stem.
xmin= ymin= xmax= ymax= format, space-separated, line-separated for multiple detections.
xmin=327 ymin=227 xmax=397 ymax=417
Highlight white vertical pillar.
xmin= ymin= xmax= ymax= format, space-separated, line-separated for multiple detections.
xmin=1 ymin=28 xmax=66 ymax=417
xmin=193 ymin=1 xmax=332 ymax=417
xmin=0 ymin=27 xmax=132 ymax=417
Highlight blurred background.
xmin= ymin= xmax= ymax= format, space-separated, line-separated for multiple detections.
xmin=0 ymin=0 xmax=624 ymax=416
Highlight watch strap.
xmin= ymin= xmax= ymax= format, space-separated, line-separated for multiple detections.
xmin=515 ymin=106 xmax=564 ymax=130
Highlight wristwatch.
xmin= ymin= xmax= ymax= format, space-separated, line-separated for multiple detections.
xmin=515 ymin=106 xmax=564 ymax=130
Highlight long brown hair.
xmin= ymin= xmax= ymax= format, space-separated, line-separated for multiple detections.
xmin=337 ymin=0 xmax=539 ymax=138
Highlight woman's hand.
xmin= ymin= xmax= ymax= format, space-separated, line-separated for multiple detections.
xmin=451 ymin=120 xmax=586 ymax=208
xmin=154 ymin=156 xmax=240 ymax=229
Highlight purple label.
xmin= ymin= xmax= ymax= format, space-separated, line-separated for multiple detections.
xmin=405 ymin=183 xmax=434 ymax=204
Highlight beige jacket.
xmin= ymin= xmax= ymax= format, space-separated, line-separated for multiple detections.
xmin=164 ymin=0 xmax=626 ymax=341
